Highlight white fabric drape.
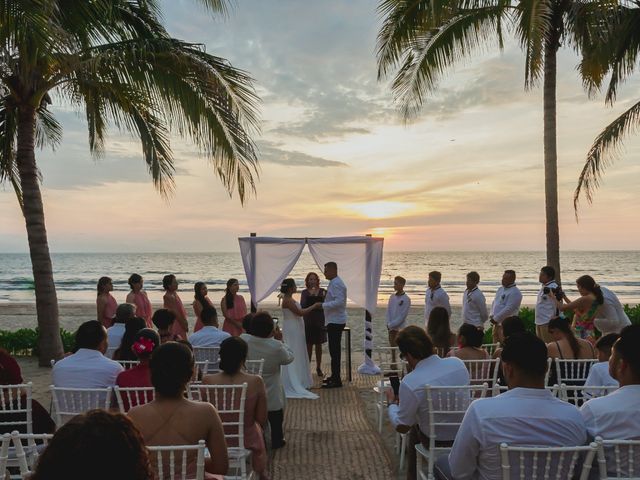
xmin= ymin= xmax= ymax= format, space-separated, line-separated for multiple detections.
xmin=238 ymin=237 xmax=306 ymax=306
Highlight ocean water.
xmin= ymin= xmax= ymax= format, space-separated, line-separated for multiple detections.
xmin=1 ymin=251 xmax=639 ymax=306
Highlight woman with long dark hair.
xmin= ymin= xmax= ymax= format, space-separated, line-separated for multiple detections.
xmin=220 ymin=278 xmax=247 ymax=336
xmin=96 ymin=276 xmax=117 ymax=328
xmin=547 ymin=316 xmax=596 ymax=360
xmin=427 ymin=306 xmax=456 ymax=357
xmin=125 ymin=273 xmax=153 ymax=328
xmin=113 ymin=317 xmax=147 ymax=361
xmin=193 ymin=281 xmax=216 ymax=332
xmin=558 ymin=275 xmax=604 ymax=342
xmin=447 ymin=324 xmax=489 ymax=361
xmin=300 ymin=272 xmax=326 ymax=376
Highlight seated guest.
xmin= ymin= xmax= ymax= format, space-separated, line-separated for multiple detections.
xmin=113 ymin=316 xmax=146 ymax=361
xmin=188 ymin=307 xmax=231 ymax=347
xmin=116 ymin=329 xmax=161 ymax=411
xmin=203 ymin=337 xmax=269 ymax=480
xmin=128 ymin=342 xmax=229 ymax=477
xmin=52 ymin=320 xmax=123 ymax=388
xmin=492 ymin=316 xmax=526 ymax=359
xmin=30 ymin=410 xmax=153 ymax=480
xmin=386 ymin=325 xmax=469 ymax=480
xmin=581 ymin=325 xmax=640 ymax=478
xmin=438 ymin=332 xmax=587 ymax=480
xmin=242 ymin=311 xmax=294 ymax=450
xmin=583 ymin=333 xmax=619 ymax=398
xmin=546 ymin=316 xmax=596 ymax=360
xmin=0 ymin=348 xmax=55 ymax=434
xmin=447 ymin=324 xmax=489 ymax=361
xmin=241 ymin=313 xmax=254 ymax=336
xmin=152 ymin=308 xmax=182 ymax=343
xmin=427 ymin=307 xmax=456 ymax=357
xmin=106 ymin=303 xmax=135 ymax=359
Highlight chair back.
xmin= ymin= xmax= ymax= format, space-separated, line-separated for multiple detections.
xmin=462 ymin=359 xmax=500 ymax=385
xmin=193 ymin=347 xmax=220 ymax=373
xmin=245 ymin=359 xmax=264 ymax=376
xmin=555 ymin=359 xmax=597 ymax=385
xmin=117 ymin=360 xmax=140 ymax=370
xmin=482 ymin=343 xmax=500 ymax=356
xmin=192 ymin=361 xmax=209 ymax=383
xmin=558 ymin=384 xmax=618 ymax=407
xmin=114 ymin=386 xmax=155 ymax=413
xmin=595 ymin=436 xmax=640 ymax=479
xmin=191 ymin=383 xmax=247 ymax=449
xmin=372 ymin=347 xmax=403 ymax=376
xmin=499 ymin=442 xmax=598 ymax=480
xmin=0 ymin=383 xmax=32 ymax=434
xmin=0 ymin=433 xmax=10 ymax=480
xmin=10 ymin=431 xmax=53 ymax=478
xmin=49 ymin=386 xmax=112 ymax=426
xmin=426 ymin=383 xmax=489 ymax=442
xmin=147 ymin=440 xmax=206 ymax=480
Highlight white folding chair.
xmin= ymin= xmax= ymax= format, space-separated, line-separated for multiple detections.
xmin=193 ymin=347 xmax=220 ymax=374
xmin=555 ymin=359 xmax=597 ymax=385
xmin=192 ymin=383 xmax=250 ymax=480
xmin=462 ymin=359 xmax=500 ymax=386
xmin=244 ymin=359 xmax=264 ymax=376
xmin=192 ymin=360 xmax=210 ymax=384
xmin=113 ymin=386 xmax=155 ymax=413
xmin=544 ymin=357 xmax=553 ymax=386
xmin=499 ymin=442 xmax=599 ymax=480
xmin=10 ymin=431 xmax=53 ymax=479
xmin=557 ymin=384 xmax=618 ymax=407
xmin=595 ymin=436 xmax=640 ymax=479
xmin=416 ymin=383 xmax=489 ymax=480
xmin=117 ymin=360 xmax=140 ymax=370
xmin=0 ymin=383 xmax=33 ymax=434
xmin=49 ymin=386 xmax=112 ymax=426
xmin=372 ymin=347 xmax=403 ymax=433
xmin=0 ymin=433 xmax=11 ymax=480
xmin=147 ymin=440 xmax=207 ymax=480
xmin=481 ymin=343 xmax=500 ymax=356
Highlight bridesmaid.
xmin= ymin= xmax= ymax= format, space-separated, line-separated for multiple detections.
xmin=193 ymin=282 xmax=216 ymax=332
xmin=96 ymin=277 xmax=117 ymax=328
xmin=300 ymin=272 xmax=327 ymax=377
xmin=125 ymin=274 xmax=153 ymax=328
xmin=220 ymin=278 xmax=246 ymax=336
xmin=163 ymin=274 xmax=189 ymax=338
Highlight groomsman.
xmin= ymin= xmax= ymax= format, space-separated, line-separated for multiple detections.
xmin=424 ymin=271 xmax=451 ymax=325
xmin=489 ymin=270 xmax=523 ymax=343
xmin=461 ymin=271 xmax=488 ymax=328
xmin=386 ymin=276 xmax=411 ymax=348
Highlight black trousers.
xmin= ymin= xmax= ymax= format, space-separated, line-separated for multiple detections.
xmin=268 ymin=409 xmax=284 ymax=447
xmin=326 ymin=323 xmax=345 ymax=382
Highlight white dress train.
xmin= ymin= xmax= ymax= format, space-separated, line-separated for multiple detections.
xmin=281 ymin=302 xmax=319 ymax=400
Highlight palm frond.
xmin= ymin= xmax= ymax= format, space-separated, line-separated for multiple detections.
xmin=513 ymin=0 xmax=553 ymax=89
xmin=35 ymin=103 xmax=62 ymax=150
xmin=574 ymin=99 xmax=640 ymax=215
xmin=0 ymin=101 xmax=22 ymax=210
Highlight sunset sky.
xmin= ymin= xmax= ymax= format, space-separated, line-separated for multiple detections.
xmin=1 ymin=0 xmax=639 ymax=252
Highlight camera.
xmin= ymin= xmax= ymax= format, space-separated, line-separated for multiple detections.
xmin=543 ymin=286 xmax=564 ymax=301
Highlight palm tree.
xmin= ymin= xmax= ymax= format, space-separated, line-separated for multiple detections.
xmin=0 ymin=0 xmax=260 ymax=365
xmin=376 ymin=0 xmax=612 ymax=281
xmin=574 ymin=2 xmax=639 ymax=213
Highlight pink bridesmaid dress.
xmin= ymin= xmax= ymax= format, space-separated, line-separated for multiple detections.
xmin=99 ymin=294 xmax=118 ymax=328
xmin=222 ymin=295 xmax=247 ymax=337
xmin=170 ymin=294 xmax=188 ymax=338
xmin=133 ymin=291 xmax=153 ymax=328
xmin=193 ymin=297 xmax=216 ymax=332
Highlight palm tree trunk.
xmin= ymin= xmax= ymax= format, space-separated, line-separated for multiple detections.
xmin=543 ymin=31 xmax=562 ymax=284
xmin=16 ymin=104 xmax=64 ymax=366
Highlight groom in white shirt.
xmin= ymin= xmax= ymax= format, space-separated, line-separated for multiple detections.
xmin=321 ymin=261 xmax=347 ymax=388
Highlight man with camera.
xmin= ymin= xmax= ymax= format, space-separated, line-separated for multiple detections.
xmin=534 ymin=266 xmax=565 ymax=343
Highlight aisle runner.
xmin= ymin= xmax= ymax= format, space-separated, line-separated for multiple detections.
xmin=269 ymin=384 xmax=394 ymax=479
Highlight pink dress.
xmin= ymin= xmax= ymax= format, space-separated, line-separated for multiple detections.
xmin=222 ymin=295 xmax=247 ymax=337
xmin=98 ymin=294 xmax=118 ymax=328
xmin=193 ymin=297 xmax=216 ymax=332
xmin=168 ymin=293 xmax=188 ymax=338
xmin=132 ymin=291 xmax=153 ymax=328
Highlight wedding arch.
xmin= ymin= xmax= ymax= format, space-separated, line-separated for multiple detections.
xmin=238 ymin=235 xmax=384 ymax=374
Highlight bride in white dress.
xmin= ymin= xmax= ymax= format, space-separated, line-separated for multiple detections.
xmin=280 ymin=278 xmax=321 ymax=399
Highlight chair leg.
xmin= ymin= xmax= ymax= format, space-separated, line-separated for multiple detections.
xmin=399 ymin=433 xmax=407 ymax=472
xmin=377 ymin=404 xmax=383 ymax=432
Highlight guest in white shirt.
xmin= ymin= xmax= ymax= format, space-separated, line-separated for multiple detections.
xmin=462 ymin=271 xmax=488 ymax=329
xmin=106 ymin=303 xmax=135 ymax=359
xmin=386 ymin=325 xmax=469 ymax=480
xmin=387 ymin=276 xmax=411 ymax=348
xmin=594 ymin=286 xmax=632 ymax=335
xmin=52 ymin=320 xmax=123 ymax=388
xmin=535 ymin=266 xmax=561 ymax=343
xmin=489 ymin=270 xmax=522 ymax=343
xmin=188 ymin=307 xmax=231 ymax=347
xmin=581 ymin=325 xmax=640 ymax=477
xmin=321 ymin=262 xmax=347 ymax=388
xmin=583 ymin=333 xmax=619 ymax=398
xmin=436 ymin=332 xmax=587 ymax=480
xmin=424 ymin=271 xmax=451 ymax=325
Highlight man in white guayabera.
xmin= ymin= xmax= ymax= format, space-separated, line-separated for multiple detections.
xmin=321 ymin=262 xmax=347 ymax=389
xmin=461 ymin=271 xmax=488 ymax=329
xmin=424 ymin=271 xmax=451 ymax=326
xmin=489 ymin=270 xmax=523 ymax=343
